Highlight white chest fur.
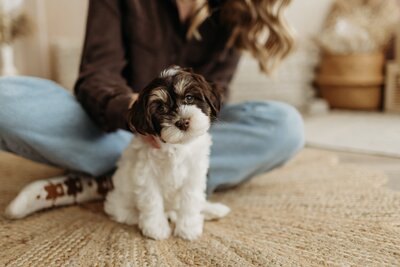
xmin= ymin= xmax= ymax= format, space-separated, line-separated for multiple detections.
xmin=131 ymin=134 xmax=211 ymax=202
xmin=104 ymin=133 xmax=209 ymax=232
xmin=104 ymin=133 xmax=229 ymax=241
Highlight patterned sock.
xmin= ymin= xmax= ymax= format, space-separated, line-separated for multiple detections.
xmin=4 ymin=172 xmax=113 ymax=219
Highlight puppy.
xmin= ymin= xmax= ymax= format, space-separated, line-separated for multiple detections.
xmin=104 ymin=66 xmax=230 ymax=240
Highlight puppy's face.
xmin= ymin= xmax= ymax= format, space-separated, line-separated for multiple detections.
xmin=128 ymin=66 xmax=222 ymax=144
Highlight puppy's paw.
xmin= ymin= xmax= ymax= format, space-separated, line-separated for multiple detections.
xmin=105 ymin=206 xmax=138 ymax=226
xmin=140 ymin=216 xmax=171 ymax=240
xmin=202 ymin=202 xmax=230 ymax=221
xmin=104 ymin=195 xmax=138 ymax=226
xmin=174 ymin=215 xmax=204 ymax=241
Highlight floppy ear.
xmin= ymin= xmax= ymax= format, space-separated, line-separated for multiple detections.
xmin=127 ymin=95 xmax=156 ymax=135
xmin=190 ymin=72 xmax=223 ymax=121
xmin=205 ymin=82 xmax=223 ymax=121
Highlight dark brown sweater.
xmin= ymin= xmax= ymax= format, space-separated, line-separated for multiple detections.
xmin=74 ymin=0 xmax=241 ymax=132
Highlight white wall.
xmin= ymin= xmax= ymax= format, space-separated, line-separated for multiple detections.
xmin=14 ymin=0 xmax=88 ymax=78
xmin=286 ymin=0 xmax=333 ymax=39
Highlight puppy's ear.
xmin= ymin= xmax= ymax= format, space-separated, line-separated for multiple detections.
xmin=191 ymin=73 xmax=223 ymax=120
xmin=127 ymin=95 xmax=156 ymax=135
xmin=205 ymin=82 xmax=223 ymax=121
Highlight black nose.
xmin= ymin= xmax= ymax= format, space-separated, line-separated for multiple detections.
xmin=175 ymin=118 xmax=190 ymax=131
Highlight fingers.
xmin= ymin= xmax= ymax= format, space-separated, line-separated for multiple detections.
xmin=129 ymin=93 xmax=139 ymax=108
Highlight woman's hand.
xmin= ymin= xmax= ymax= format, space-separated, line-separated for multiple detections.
xmin=129 ymin=93 xmax=139 ymax=108
xmin=128 ymin=93 xmax=160 ymax=149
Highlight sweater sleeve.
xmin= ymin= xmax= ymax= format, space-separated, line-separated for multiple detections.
xmin=74 ymin=0 xmax=133 ymax=132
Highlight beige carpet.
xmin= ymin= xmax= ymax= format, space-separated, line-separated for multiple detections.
xmin=1 ymin=149 xmax=400 ymax=266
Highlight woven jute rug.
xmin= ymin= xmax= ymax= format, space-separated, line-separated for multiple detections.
xmin=1 ymin=149 xmax=399 ymax=266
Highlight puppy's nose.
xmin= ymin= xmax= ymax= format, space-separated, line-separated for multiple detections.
xmin=175 ymin=118 xmax=190 ymax=131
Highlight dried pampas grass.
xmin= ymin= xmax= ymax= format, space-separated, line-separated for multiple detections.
xmin=317 ymin=0 xmax=400 ymax=54
xmin=0 ymin=12 xmax=31 ymax=43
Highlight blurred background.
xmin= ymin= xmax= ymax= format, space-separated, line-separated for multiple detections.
xmin=2 ymin=0 xmax=400 ymax=166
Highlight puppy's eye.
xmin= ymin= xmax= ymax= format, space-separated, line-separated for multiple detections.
xmin=156 ymin=103 xmax=167 ymax=113
xmin=185 ymin=94 xmax=194 ymax=104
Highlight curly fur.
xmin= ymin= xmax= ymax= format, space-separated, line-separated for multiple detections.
xmin=104 ymin=66 xmax=230 ymax=240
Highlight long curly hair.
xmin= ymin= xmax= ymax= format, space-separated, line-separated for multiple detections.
xmin=187 ymin=0 xmax=295 ymax=74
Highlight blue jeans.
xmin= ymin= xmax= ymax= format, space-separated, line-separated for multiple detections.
xmin=0 ymin=76 xmax=304 ymax=194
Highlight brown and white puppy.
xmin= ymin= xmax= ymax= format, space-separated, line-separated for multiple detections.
xmin=128 ymin=66 xmax=222 ymax=143
xmin=104 ymin=66 xmax=230 ymax=241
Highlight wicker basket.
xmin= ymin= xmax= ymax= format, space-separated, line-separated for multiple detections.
xmin=316 ymin=53 xmax=385 ymax=110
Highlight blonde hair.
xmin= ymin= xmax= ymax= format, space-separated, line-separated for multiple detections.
xmin=188 ymin=0 xmax=295 ymax=74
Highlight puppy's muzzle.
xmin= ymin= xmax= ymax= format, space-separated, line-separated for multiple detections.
xmin=175 ymin=118 xmax=190 ymax=131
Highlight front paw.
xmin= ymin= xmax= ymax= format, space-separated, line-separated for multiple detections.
xmin=139 ymin=216 xmax=171 ymax=240
xmin=202 ymin=202 xmax=231 ymax=221
xmin=174 ymin=215 xmax=204 ymax=241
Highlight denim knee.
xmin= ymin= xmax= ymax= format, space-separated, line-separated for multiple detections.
xmin=0 ymin=76 xmax=64 ymax=128
xmin=244 ymin=101 xmax=305 ymax=161
xmin=0 ymin=79 xmax=17 ymax=132
xmin=269 ymin=102 xmax=305 ymax=158
xmin=0 ymin=76 xmax=67 ymax=164
xmin=0 ymin=77 xmax=31 ymax=131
